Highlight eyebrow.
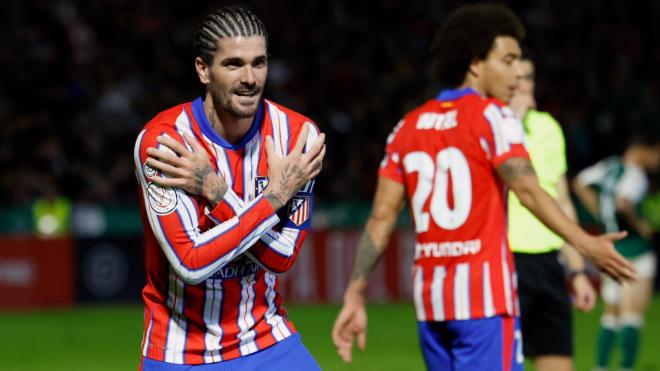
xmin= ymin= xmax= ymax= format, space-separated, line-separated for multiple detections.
xmin=220 ymin=54 xmax=268 ymax=65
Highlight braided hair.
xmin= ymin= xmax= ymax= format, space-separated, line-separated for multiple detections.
xmin=195 ymin=7 xmax=268 ymax=65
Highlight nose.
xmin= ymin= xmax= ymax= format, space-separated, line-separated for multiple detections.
xmin=241 ymin=66 xmax=256 ymax=85
xmin=513 ymin=60 xmax=524 ymax=79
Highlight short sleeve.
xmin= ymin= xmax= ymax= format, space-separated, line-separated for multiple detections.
xmin=577 ymin=160 xmax=607 ymax=186
xmin=615 ymin=165 xmax=648 ymax=204
xmin=482 ymin=103 xmax=529 ymax=168
xmin=378 ymin=119 xmax=405 ymax=183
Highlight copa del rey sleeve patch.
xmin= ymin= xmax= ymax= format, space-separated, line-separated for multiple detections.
xmin=147 ymin=182 xmax=178 ymax=215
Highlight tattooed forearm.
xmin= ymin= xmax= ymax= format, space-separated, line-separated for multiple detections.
xmin=205 ymin=176 xmax=227 ymax=207
xmin=496 ymin=158 xmax=536 ymax=183
xmin=350 ymin=232 xmax=385 ymax=282
xmin=265 ymin=163 xmax=307 ymax=210
xmin=264 ymin=190 xmax=287 ymax=210
xmin=278 ymin=164 xmax=306 ymax=196
xmin=193 ymin=164 xmax=215 ymax=196
xmin=195 ymin=165 xmax=227 ymax=207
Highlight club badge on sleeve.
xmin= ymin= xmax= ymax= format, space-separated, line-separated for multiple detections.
xmin=288 ymin=195 xmax=309 ymax=226
xmin=255 ymin=176 xmax=269 ymax=195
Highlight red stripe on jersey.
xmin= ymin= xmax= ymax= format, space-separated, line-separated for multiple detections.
xmin=442 ymin=264 xmax=456 ymax=320
xmin=182 ymin=284 xmax=206 ymax=364
xmin=218 ymin=278 xmax=241 ymax=360
xmin=490 ymin=249 xmax=507 ymax=316
xmin=418 ymin=267 xmax=431 ymax=321
xmin=251 ymin=274 xmax=277 ymax=349
xmin=267 ymin=276 xmax=294 ymax=336
xmin=146 ymin=303 xmax=171 ymax=360
xmin=469 ymin=262 xmax=485 ymax=318
xmin=227 ymin=148 xmax=246 ymax=200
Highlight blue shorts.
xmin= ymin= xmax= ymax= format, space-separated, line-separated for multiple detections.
xmin=418 ymin=316 xmax=523 ymax=371
xmin=141 ymin=333 xmax=319 ymax=371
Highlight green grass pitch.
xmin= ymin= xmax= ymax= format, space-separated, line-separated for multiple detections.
xmin=1 ymin=297 xmax=659 ymax=370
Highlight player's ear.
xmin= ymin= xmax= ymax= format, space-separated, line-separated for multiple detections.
xmin=468 ymin=57 xmax=483 ymax=79
xmin=195 ymin=56 xmax=211 ymax=84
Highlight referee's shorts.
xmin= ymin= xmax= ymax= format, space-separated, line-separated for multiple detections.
xmin=514 ymin=250 xmax=572 ymax=357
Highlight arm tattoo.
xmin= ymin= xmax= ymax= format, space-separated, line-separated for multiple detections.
xmin=206 ymin=176 xmax=227 ymax=207
xmin=497 ymin=158 xmax=536 ymax=183
xmin=193 ymin=164 xmax=214 ymax=196
xmin=264 ymin=191 xmax=286 ymax=211
xmin=350 ymin=232 xmax=384 ymax=282
xmin=266 ymin=163 xmax=307 ymax=210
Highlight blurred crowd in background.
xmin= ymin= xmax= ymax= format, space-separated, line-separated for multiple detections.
xmin=1 ymin=0 xmax=659 ymax=210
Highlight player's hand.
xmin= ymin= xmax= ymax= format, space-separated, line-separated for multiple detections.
xmin=571 ymin=273 xmax=597 ymax=312
xmin=145 ymin=132 xmax=228 ymax=206
xmin=509 ymin=92 xmax=536 ymax=120
xmin=332 ymin=294 xmax=367 ymax=363
xmin=576 ymin=231 xmax=637 ymax=284
xmin=263 ymin=123 xmax=325 ymax=210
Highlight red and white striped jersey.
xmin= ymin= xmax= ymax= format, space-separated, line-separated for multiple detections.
xmin=133 ymin=97 xmax=319 ymax=364
xmin=379 ymin=88 xmax=528 ymax=322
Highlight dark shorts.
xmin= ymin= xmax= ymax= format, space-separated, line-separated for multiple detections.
xmin=514 ymin=251 xmax=572 ymax=357
xmin=141 ymin=333 xmax=319 ymax=371
xmin=418 ymin=316 xmax=524 ymax=371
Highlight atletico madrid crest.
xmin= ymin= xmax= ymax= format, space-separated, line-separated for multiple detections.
xmin=288 ymin=195 xmax=309 ymax=226
xmin=255 ymin=176 xmax=269 ymax=195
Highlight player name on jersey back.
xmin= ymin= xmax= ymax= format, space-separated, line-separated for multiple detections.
xmin=415 ymin=110 xmax=458 ymax=131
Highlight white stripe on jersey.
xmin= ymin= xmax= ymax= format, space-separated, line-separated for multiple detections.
xmin=142 ymin=309 xmax=154 ymax=357
xmin=483 ymin=262 xmax=495 ymax=317
xmin=174 ymin=109 xmax=195 ymax=153
xmin=278 ymin=108 xmax=289 ymax=155
xmin=203 ymin=279 xmax=224 ymax=363
xmin=267 ymin=102 xmax=290 ymax=156
xmin=453 ymin=263 xmax=470 ymax=320
xmin=264 ymin=272 xmax=291 ymax=341
xmin=260 ymin=228 xmax=300 ymax=257
xmin=222 ymin=187 xmax=244 ymax=213
xmin=501 ymin=239 xmax=513 ymax=315
xmin=237 ymin=274 xmax=258 ymax=355
xmin=413 ymin=266 xmax=426 ymax=321
xmin=483 ymin=104 xmax=510 ymax=156
xmin=243 ymin=134 xmax=262 ymax=202
xmin=165 ymin=271 xmax=187 ymax=364
xmin=210 ymin=142 xmax=235 ymax=190
xmin=513 ymin=270 xmax=520 ymax=315
xmin=176 ymin=189 xmax=200 ymax=242
xmin=430 ymin=266 xmax=446 ymax=321
xmin=300 ymin=122 xmax=319 ymax=193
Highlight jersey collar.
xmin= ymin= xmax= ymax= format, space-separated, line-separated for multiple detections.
xmin=191 ymin=96 xmax=264 ymax=149
xmin=436 ymin=87 xmax=479 ymax=101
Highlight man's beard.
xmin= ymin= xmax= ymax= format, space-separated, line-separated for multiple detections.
xmin=213 ymin=85 xmax=263 ymax=118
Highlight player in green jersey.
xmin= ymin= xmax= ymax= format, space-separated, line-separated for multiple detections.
xmin=573 ymin=137 xmax=660 ymax=371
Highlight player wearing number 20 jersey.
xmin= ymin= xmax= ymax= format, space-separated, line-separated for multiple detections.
xmin=379 ymin=87 xmax=529 ymax=322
